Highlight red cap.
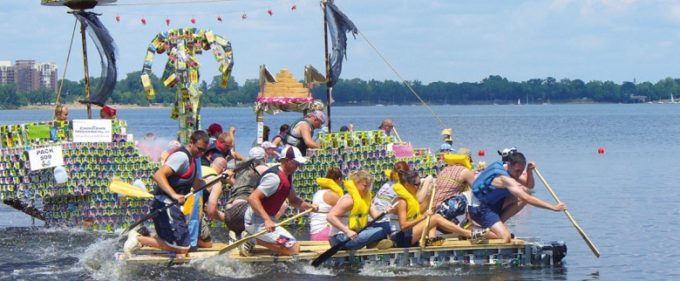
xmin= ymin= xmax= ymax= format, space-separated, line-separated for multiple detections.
xmin=207 ymin=123 xmax=223 ymax=136
xmin=102 ymin=105 xmax=117 ymax=117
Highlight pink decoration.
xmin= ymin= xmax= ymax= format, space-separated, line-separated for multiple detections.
xmin=256 ymin=96 xmax=314 ymax=105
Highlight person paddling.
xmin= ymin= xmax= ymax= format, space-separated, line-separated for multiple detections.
xmin=326 ymin=170 xmax=394 ymax=250
xmin=241 ymin=146 xmax=318 ymax=256
xmin=469 ymin=150 xmax=567 ymax=243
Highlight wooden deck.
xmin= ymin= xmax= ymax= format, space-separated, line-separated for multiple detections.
xmin=120 ymin=238 xmax=566 ymax=267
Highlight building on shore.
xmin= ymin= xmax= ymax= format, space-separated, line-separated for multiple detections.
xmin=0 ymin=60 xmax=58 ymax=93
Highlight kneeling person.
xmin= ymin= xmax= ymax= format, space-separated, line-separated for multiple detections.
xmin=327 ymin=170 xmax=392 ymax=250
xmin=243 ymin=146 xmax=317 ymax=256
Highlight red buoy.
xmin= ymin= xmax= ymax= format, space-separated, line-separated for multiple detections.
xmin=140 ymin=17 xmax=146 ymax=25
xmin=191 ymin=18 xmax=196 ymax=24
xmin=115 ymin=15 xmax=120 ymax=23
xmin=478 ymin=149 xmax=485 ymax=157
xmin=217 ymin=16 xmax=223 ymax=23
xmin=597 ymin=147 xmax=605 ymax=155
xmin=165 ymin=18 xmax=170 ymax=26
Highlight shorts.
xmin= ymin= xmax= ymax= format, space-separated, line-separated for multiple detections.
xmin=244 ymin=222 xmax=297 ymax=248
xmin=437 ymin=194 xmax=468 ymax=225
xmin=391 ymin=229 xmax=414 ymax=248
xmin=151 ymin=197 xmax=190 ymax=250
xmin=468 ymin=199 xmax=505 ymax=228
xmin=224 ymin=201 xmax=248 ymax=235
xmin=309 ymin=226 xmax=331 ymax=241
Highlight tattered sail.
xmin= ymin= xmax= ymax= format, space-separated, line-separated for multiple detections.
xmin=324 ymin=1 xmax=357 ymax=87
xmin=73 ymin=11 xmax=117 ymax=106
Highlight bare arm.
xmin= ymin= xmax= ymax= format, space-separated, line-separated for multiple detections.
xmin=327 ymin=195 xmax=355 ymax=236
xmin=462 ymin=169 xmax=476 ymax=187
xmin=153 ymin=166 xmax=185 ymax=203
xmin=396 ymin=199 xmax=426 ymax=231
xmin=287 ymin=188 xmax=315 ymax=210
xmin=248 ymin=189 xmax=276 ymax=231
xmin=498 ymin=176 xmax=565 ymax=211
xmin=299 ymin=123 xmax=320 ymax=149
xmin=205 ymin=177 xmax=225 ymax=221
xmin=323 ymin=191 xmax=340 ymax=206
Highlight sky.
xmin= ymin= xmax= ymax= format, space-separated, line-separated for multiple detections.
xmin=3 ymin=0 xmax=680 ymax=86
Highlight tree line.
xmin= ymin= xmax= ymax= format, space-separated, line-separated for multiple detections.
xmin=1 ymin=73 xmax=678 ymax=109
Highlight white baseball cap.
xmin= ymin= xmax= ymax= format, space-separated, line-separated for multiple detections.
xmin=281 ymin=146 xmax=307 ymax=164
xmin=248 ymin=146 xmax=266 ymax=160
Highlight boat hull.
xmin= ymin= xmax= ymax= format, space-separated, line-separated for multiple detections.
xmin=120 ymin=238 xmax=566 ymax=268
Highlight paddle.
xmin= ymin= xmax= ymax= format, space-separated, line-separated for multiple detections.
xmin=109 ymin=177 xmax=154 ymax=199
xmin=418 ymin=182 xmax=437 ymax=249
xmin=311 ymin=202 xmax=398 ymax=267
xmin=121 ymin=172 xmax=228 ymax=236
xmin=218 ymin=208 xmax=314 ymax=255
xmin=534 ymin=167 xmax=601 ymax=258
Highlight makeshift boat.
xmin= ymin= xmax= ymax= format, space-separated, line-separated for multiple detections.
xmin=119 ymin=238 xmax=567 ymax=267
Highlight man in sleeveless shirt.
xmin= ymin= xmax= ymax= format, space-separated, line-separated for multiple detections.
xmin=242 ymin=146 xmax=318 ymax=256
xmin=124 ymin=130 xmax=210 ymax=257
xmin=283 ymin=110 xmax=325 ymax=156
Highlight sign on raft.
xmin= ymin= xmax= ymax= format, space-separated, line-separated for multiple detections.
xmin=28 ymin=145 xmax=64 ymax=171
xmin=72 ymin=120 xmax=112 ymax=143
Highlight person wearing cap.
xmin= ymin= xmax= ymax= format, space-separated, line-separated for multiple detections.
xmin=201 ymin=132 xmax=244 ymax=166
xmin=260 ymin=141 xmax=279 ymax=163
xmin=206 ymin=123 xmax=223 ymax=144
xmin=205 ymin=147 xmax=271 ymax=242
xmin=242 ymin=146 xmax=318 ymax=256
xmin=283 ymin=110 xmax=326 ymax=155
xmin=439 ymin=128 xmax=454 ymax=153
xmin=469 ymin=151 xmax=566 ymax=243
xmin=100 ymin=105 xmax=117 ymax=119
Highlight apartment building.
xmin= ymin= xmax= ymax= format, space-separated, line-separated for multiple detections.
xmin=0 ymin=60 xmax=58 ymax=93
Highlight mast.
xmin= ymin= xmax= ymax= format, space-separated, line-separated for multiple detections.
xmin=323 ymin=0 xmax=332 ymax=131
xmin=80 ymin=18 xmax=93 ymax=119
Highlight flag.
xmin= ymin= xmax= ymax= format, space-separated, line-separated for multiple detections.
xmin=325 ymin=1 xmax=358 ymax=87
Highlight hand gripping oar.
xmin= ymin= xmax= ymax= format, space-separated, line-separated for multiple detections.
xmin=121 ymin=172 xmax=228 ymax=236
xmin=311 ymin=202 xmax=398 ymax=267
xmin=534 ymin=167 xmax=601 ymax=258
xmin=418 ymin=183 xmax=437 ymax=249
xmin=218 ymin=208 xmax=314 ymax=255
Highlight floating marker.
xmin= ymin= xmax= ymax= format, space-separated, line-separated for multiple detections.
xmin=597 ymin=147 xmax=605 ymax=155
xmin=478 ymin=149 xmax=485 ymax=157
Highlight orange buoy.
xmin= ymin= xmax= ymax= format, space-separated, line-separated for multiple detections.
xmin=478 ymin=149 xmax=485 ymax=157
xmin=597 ymin=147 xmax=605 ymax=155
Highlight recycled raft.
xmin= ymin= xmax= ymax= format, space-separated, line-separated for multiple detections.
xmin=120 ymin=238 xmax=566 ymax=267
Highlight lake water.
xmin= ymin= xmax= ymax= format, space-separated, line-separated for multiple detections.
xmin=0 ymin=104 xmax=678 ymax=280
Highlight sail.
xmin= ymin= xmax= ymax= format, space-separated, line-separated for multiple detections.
xmin=73 ymin=11 xmax=117 ymax=106
xmin=324 ymin=1 xmax=358 ymax=87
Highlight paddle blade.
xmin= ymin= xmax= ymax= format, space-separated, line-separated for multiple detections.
xmin=311 ymin=243 xmax=343 ymax=267
xmin=109 ymin=178 xmax=153 ymax=199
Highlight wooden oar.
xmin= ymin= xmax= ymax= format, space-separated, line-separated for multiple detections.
xmin=311 ymin=202 xmax=398 ymax=267
xmin=534 ymin=167 xmax=601 ymax=258
xmin=121 ymin=172 xmax=227 ymax=236
xmin=109 ymin=177 xmax=154 ymax=199
xmin=218 ymin=208 xmax=314 ymax=255
xmin=418 ymin=183 xmax=437 ymax=249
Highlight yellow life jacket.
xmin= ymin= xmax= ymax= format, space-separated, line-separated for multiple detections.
xmin=344 ymin=180 xmax=372 ymax=230
xmin=316 ymin=177 xmax=344 ymax=196
xmin=182 ymin=165 xmax=216 ymax=217
xmin=392 ymin=182 xmax=421 ymax=221
xmin=444 ymin=153 xmax=473 ymax=170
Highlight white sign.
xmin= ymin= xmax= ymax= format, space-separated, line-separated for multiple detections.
xmin=28 ymin=146 xmax=64 ymax=171
xmin=72 ymin=119 xmax=112 ymax=143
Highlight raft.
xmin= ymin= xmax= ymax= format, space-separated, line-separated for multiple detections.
xmin=120 ymin=238 xmax=566 ymax=267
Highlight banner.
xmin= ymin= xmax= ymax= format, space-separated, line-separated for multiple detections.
xmin=28 ymin=145 xmax=64 ymax=171
xmin=72 ymin=119 xmax=113 ymax=143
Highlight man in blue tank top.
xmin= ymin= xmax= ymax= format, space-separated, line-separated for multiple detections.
xmin=469 ymin=151 xmax=567 ymax=243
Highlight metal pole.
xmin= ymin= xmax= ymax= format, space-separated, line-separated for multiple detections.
xmin=322 ymin=0 xmax=332 ymax=131
xmin=80 ymin=17 xmax=92 ymax=119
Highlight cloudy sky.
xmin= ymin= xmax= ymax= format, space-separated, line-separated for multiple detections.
xmin=3 ymin=0 xmax=680 ymax=85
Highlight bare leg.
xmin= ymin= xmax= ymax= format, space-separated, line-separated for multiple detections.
xmin=138 ymin=236 xmax=189 ymax=254
xmin=430 ymin=214 xmax=472 ymax=238
xmin=255 ymin=240 xmax=300 ymax=256
xmin=489 ymin=221 xmax=512 ymax=243
xmin=500 ymin=196 xmax=527 ymax=222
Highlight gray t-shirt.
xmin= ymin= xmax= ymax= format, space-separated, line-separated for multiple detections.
xmin=244 ymin=171 xmax=286 ymax=225
xmin=372 ymin=181 xmax=398 ymax=224
xmin=164 ymin=150 xmax=191 ymax=189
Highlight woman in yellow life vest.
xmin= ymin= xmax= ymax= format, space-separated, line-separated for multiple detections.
xmin=310 ymin=167 xmax=344 ymax=241
xmin=326 ymin=170 xmax=393 ymax=250
xmin=392 ymin=170 xmax=472 ymax=248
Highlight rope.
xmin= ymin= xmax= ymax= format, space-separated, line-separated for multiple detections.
xmin=56 ymin=18 xmax=78 ymax=105
xmin=358 ymin=30 xmax=471 ymax=149
xmin=358 ymin=30 xmax=446 ymax=130
xmin=108 ymin=0 xmax=236 ymax=6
